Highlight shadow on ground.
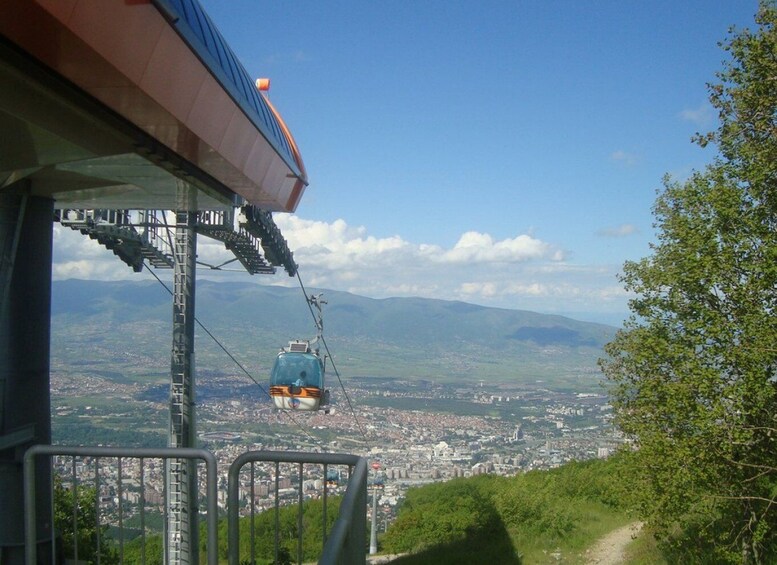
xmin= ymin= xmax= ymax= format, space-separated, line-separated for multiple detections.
xmin=385 ymin=517 xmax=521 ymax=565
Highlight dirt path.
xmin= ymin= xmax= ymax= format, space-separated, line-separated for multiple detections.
xmin=585 ymin=521 xmax=643 ymax=565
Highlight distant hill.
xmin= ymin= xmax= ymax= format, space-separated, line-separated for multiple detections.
xmin=51 ymin=279 xmax=616 ymax=386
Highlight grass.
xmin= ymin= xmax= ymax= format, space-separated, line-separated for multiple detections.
xmin=386 ymin=520 xmax=522 ymax=565
xmin=512 ymin=504 xmax=632 ymax=564
xmin=380 ymin=507 xmax=634 ymax=565
xmin=380 ymin=457 xmax=639 ymax=565
xmin=623 ymin=528 xmax=669 ymax=565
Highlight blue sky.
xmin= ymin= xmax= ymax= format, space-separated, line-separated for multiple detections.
xmin=53 ymin=1 xmax=761 ymax=325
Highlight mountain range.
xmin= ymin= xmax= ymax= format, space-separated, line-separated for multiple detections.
xmin=51 ymin=279 xmax=617 ymax=387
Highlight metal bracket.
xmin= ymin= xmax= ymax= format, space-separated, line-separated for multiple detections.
xmin=0 ymin=424 xmax=35 ymax=452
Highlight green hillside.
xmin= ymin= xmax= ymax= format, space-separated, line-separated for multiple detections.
xmin=51 ymin=279 xmax=616 ymax=384
xmin=382 ymin=451 xmax=777 ymax=564
xmin=382 ymin=455 xmax=636 ymax=564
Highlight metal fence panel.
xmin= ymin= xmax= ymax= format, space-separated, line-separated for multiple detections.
xmin=23 ymin=445 xmax=218 ymax=565
xmin=227 ymin=451 xmax=367 ymax=565
xmin=25 ymin=446 xmax=366 ymax=565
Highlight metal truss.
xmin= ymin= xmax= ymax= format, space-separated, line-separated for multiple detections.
xmin=57 ymin=209 xmax=174 ymax=272
xmin=196 ymin=209 xmax=275 ymax=274
xmin=241 ymin=205 xmax=298 ymax=276
xmin=57 ymin=207 xmax=297 ymax=276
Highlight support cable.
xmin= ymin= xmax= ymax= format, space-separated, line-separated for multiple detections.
xmin=144 ymin=263 xmax=322 ymax=447
xmin=295 ymin=271 xmax=370 ymax=445
xmin=0 ymin=193 xmax=27 ymax=321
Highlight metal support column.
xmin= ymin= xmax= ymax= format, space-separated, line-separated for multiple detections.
xmin=0 ymin=187 xmax=53 ymax=565
xmin=370 ymin=487 xmax=378 ymax=555
xmin=166 ymin=188 xmax=199 ymax=565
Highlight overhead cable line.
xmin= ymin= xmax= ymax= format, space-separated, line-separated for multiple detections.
xmin=144 ymin=262 xmax=322 ymax=447
xmin=295 ymin=270 xmax=371 ymax=445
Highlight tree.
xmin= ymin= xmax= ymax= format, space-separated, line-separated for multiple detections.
xmin=53 ymin=474 xmax=118 ymax=564
xmin=601 ymin=3 xmax=777 ymax=563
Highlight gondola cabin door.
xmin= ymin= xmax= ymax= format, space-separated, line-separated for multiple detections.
xmin=270 ymin=341 xmax=327 ymax=410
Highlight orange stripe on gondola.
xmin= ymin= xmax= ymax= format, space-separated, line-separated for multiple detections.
xmin=270 ymin=386 xmax=321 ymax=399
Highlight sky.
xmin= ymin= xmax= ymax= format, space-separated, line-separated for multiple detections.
xmin=53 ymin=0 xmax=761 ymax=326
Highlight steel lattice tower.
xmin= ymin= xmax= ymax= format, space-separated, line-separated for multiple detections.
xmin=167 ymin=199 xmax=199 ymax=565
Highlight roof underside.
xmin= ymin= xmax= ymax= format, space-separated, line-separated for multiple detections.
xmin=0 ymin=0 xmax=308 ymax=212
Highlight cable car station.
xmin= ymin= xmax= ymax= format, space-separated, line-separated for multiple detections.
xmin=0 ymin=1 xmax=366 ymax=564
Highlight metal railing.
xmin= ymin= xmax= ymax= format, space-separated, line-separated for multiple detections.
xmin=228 ymin=451 xmax=367 ymax=565
xmin=24 ymin=446 xmax=368 ymax=565
xmin=23 ymin=445 xmax=218 ymax=565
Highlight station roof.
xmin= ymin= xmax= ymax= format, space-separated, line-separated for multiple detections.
xmin=156 ymin=0 xmax=302 ymax=178
xmin=0 ymin=0 xmax=308 ymax=212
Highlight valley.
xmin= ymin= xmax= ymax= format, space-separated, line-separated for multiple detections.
xmin=50 ymin=278 xmax=622 ymax=532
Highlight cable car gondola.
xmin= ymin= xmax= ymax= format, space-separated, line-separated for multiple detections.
xmin=269 ymin=294 xmax=330 ymax=411
xmin=269 ymin=340 xmax=329 ymax=410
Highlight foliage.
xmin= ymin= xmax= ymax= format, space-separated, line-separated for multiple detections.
xmin=600 ymin=2 xmax=777 ymax=563
xmin=222 ymin=496 xmax=346 ymax=563
xmin=623 ymin=527 xmax=670 ymax=565
xmin=53 ymin=474 xmax=118 ymax=564
xmin=53 ymin=422 xmax=166 ymax=447
xmin=494 ymin=457 xmax=634 ymax=561
xmin=382 ymin=475 xmax=505 ymax=555
xmin=122 ymin=534 xmax=163 ymax=565
xmin=121 ymin=496 xmax=347 ymax=565
xmin=383 ymin=457 xmax=630 ymax=563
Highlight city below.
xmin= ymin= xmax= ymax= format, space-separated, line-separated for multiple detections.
xmin=51 ymin=369 xmax=622 ymax=532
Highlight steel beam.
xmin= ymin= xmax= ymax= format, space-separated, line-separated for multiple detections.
xmin=0 ymin=188 xmax=53 ymax=565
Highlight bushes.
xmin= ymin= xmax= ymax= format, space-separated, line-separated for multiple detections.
xmin=383 ymin=452 xmax=777 ymax=563
xmin=494 ymin=457 xmax=630 ymax=543
xmin=382 ymin=476 xmax=503 ymax=553
xmin=383 ymin=456 xmax=630 ymax=561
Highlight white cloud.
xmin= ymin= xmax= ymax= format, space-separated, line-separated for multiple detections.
xmin=610 ymin=150 xmax=639 ymax=166
xmin=273 ymin=217 xmax=564 ymax=269
xmin=459 ymin=282 xmax=498 ymax=298
xmin=274 ymin=216 xmax=410 ymax=270
xmin=53 ymin=259 xmax=134 ymax=281
xmin=596 ymin=224 xmax=640 ymax=238
xmin=435 ymin=231 xmax=562 ymax=264
xmin=456 ymin=279 xmax=626 ymax=305
xmin=52 ymin=215 xmax=630 ymax=321
xmin=53 ymin=225 xmax=139 ymax=280
xmin=679 ymin=103 xmax=714 ymax=127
